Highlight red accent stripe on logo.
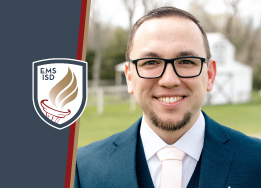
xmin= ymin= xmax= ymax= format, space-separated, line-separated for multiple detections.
xmin=64 ymin=0 xmax=88 ymax=187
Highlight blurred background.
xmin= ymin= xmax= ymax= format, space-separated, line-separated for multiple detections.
xmin=78 ymin=0 xmax=261 ymax=147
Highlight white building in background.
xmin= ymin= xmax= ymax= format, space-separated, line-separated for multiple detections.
xmin=114 ymin=33 xmax=253 ymax=105
xmin=205 ymin=33 xmax=252 ymax=105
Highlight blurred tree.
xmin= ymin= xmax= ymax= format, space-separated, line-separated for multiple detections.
xmin=142 ymin=0 xmax=174 ymax=14
xmin=101 ymin=27 xmax=129 ymax=80
xmin=253 ymin=63 xmax=261 ymax=90
xmin=86 ymin=26 xmax=128 ymax=83
xmin=122 ymin=0 xmax=139 ymax=32
xmin=87 ymin=1 xmax=113 ymax=88
xmin=85 ymin=49 xmax=95 ymax=80
xmin=189 ymin=1 xmax=222 ymax=32
xmin=90 ymin=1 xmax=103 ymax=88
xmin=223 ymin=0 xmax=241 ymax=41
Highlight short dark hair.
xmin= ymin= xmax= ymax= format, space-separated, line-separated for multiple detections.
xmin=126 ymin=6 xmax=211 ymax=60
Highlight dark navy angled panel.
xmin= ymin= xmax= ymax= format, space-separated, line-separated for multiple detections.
xmin=0 ymin=0 xmax=83 ymax=187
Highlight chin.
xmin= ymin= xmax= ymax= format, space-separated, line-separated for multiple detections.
xmin=148 ymin=110 xmax=192 ymax=132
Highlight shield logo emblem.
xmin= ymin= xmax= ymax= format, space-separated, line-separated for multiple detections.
xmin=32 ymin=58 xmax=87 ymax=130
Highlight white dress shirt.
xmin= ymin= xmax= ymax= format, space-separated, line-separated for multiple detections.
xmin=140 ymin=112 xmax=205 ymax=188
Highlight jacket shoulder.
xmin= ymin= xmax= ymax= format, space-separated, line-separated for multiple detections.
xmin=75 ymin=118 xmax=141 ymax=188
xmin=77 ymin=117 xmax=142 ymax=162
xmin=222 ymin=125 xmax=261 ymax=150
xmin=202 ymin=110 xmax=261 ymax=150
xmin=77 ymin=132 xmax=119 ymax=162
xmin=209 ymin=116 xmax=261 ymax=169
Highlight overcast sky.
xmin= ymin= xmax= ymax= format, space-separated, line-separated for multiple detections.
xmin=91 ymin=0 xmax=261 ymax=28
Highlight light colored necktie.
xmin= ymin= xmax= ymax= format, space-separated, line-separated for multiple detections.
xmin=156 ymin=146 xmax=186 ymax=188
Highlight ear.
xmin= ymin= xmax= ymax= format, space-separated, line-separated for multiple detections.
xmin=125 ymin=63 xmax=134 ymax=94
xmin=207 ymin=59 xmax=217 ymax=92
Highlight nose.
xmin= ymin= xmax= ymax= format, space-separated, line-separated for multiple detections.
xmin=158 ymin=63 xmax=181 ymax=88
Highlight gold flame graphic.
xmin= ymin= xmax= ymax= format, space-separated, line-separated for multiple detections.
xmin=49 ymin=67 xmax=78 ymax=110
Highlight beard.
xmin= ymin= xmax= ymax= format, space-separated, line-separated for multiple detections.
xmin=148 ymin=110 xmax=192 ymax=132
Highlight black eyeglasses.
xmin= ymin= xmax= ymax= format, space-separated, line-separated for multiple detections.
xmin=129 ymin=56 xmax=208 ymax=79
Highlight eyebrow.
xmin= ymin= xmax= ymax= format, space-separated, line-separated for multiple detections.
xmin=176 ymin=51 xmax=199 ymax=57
xmin=138 ymin=50 xmax=200 ymax=59
xmin=139 ymin=51 xmax=161 ymax=58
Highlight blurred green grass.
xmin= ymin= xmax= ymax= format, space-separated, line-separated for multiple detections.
xmin=78 ymin=91 xmax=261 ymax=148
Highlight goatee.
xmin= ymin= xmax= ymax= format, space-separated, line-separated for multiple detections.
xmin=149 ymin=111 xmax=192 ymax=132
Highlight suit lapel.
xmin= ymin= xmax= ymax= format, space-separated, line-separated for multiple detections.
xmin=136 ymin=128 xmax=155 ymax=188
xmin=199 ymin=112 xmax=235 ymax=188
xmin=106 ymin=118 xmax=142 ymax=188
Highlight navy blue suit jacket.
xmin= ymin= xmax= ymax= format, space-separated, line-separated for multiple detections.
xmin=74 ymin=112 xmax=261 ymax=188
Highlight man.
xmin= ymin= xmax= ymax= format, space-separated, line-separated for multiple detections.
xmin=75 ymin=7 xmax=261 ymax=188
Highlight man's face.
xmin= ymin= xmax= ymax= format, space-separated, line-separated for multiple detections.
xmin=125 ymin=17 xmax=216 ymax=131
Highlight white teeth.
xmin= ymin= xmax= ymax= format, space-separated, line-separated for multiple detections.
xmin=158 ymin=96 xmax=183 ymax=103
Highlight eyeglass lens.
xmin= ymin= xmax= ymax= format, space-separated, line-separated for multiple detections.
xmin=136 ymin=57 xmax=202 ymax=78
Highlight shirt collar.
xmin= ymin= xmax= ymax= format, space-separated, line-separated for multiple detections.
xmin=140 ymin=111 xmax=205 ymax=161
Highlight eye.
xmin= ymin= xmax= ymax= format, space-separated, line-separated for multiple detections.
xmin=143 ymin=60 xmax=160 ymax=65
xmin=179 ymin=60 xmax=195 ymax=65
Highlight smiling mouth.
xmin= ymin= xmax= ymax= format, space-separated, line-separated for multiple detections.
xmin=157 ymin=96 xmax=184 ymax=103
